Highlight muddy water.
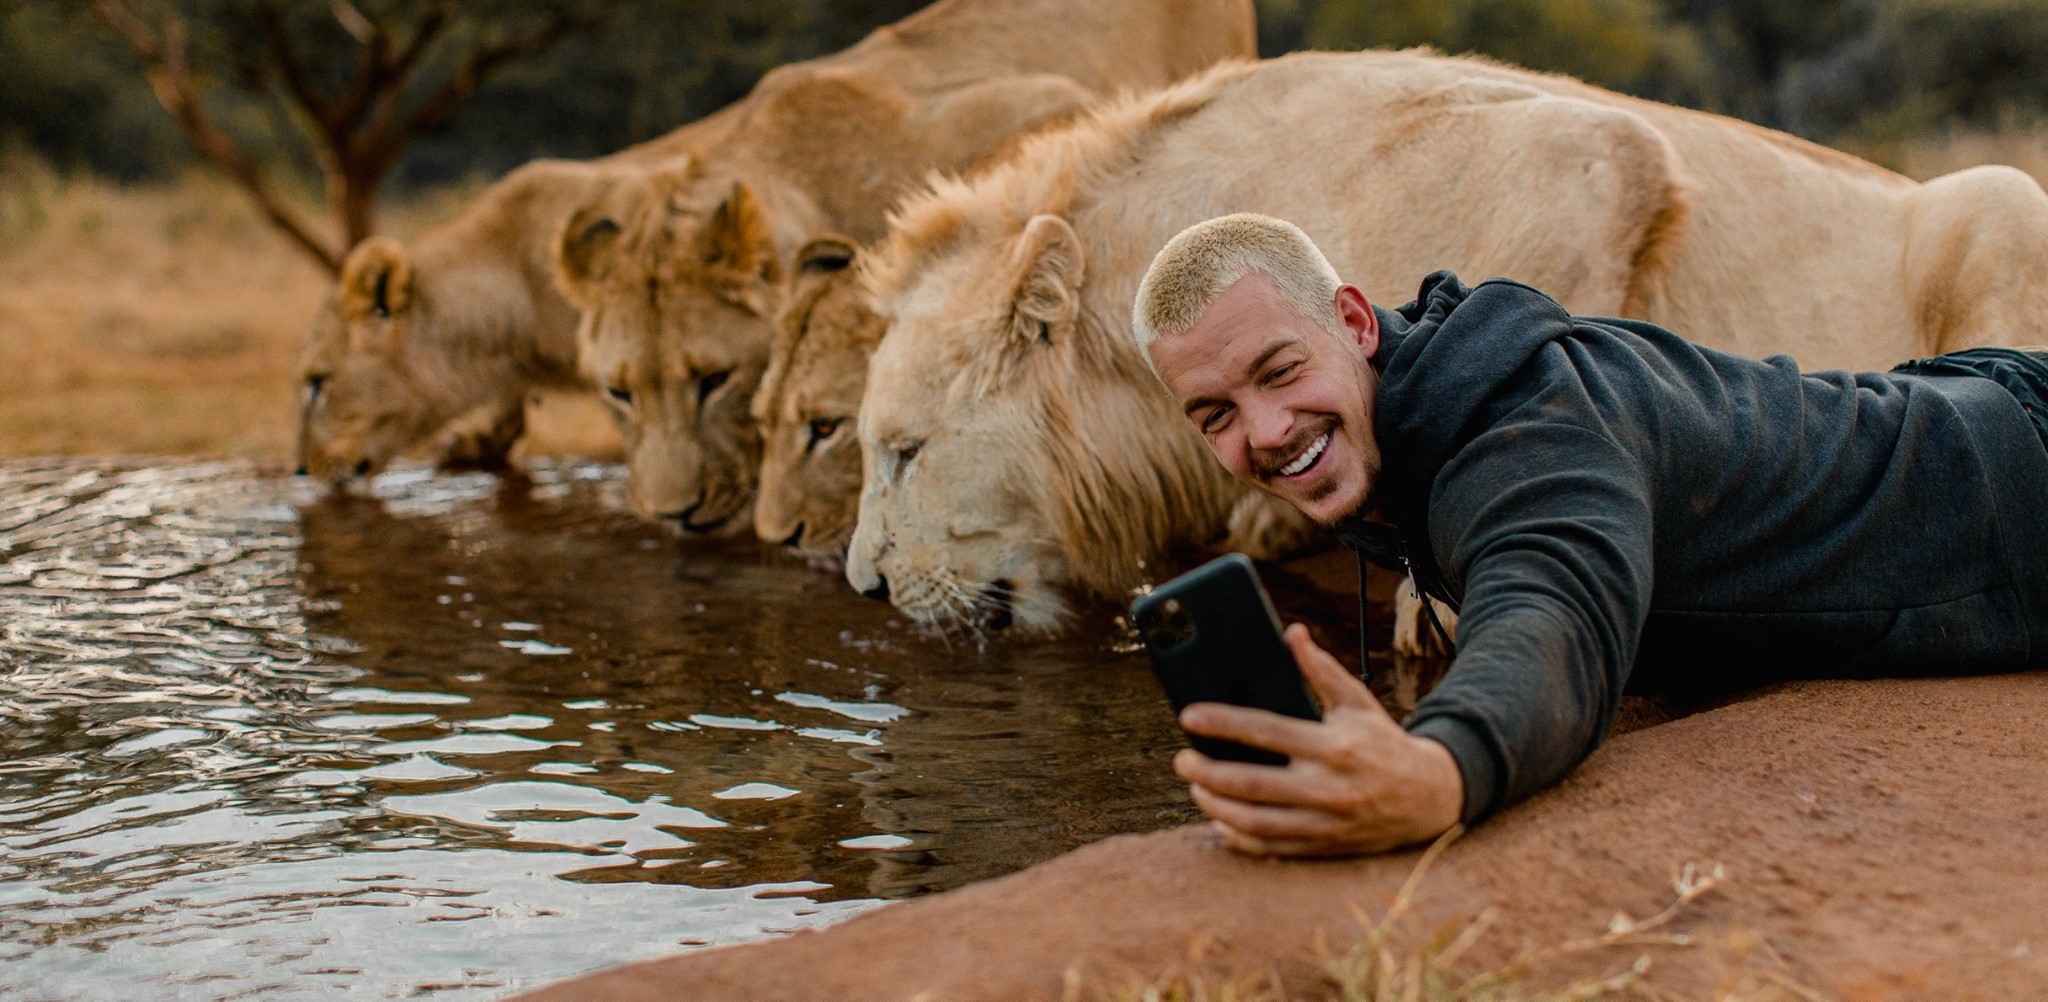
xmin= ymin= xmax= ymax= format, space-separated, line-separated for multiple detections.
xmin=0 ymin=460 xmax=1369 ymax=1000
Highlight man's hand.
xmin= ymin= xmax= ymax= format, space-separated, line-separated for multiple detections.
xmin=1174 ymin=623 xmax=1464 ymax=856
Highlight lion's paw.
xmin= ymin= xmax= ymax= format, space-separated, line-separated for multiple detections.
xmin=1223 ymin=492 xmax=1327 ymax=560
xmin=437 ymin=401 xmax=527 ymax=472
xmin=1391 ymin=575 xmax=1459 ymax=659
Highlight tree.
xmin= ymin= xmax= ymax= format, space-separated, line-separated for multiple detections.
xmin=90 ymin=0 xmax=617 ymax=274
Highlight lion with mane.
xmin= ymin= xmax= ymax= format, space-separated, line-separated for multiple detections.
xmin=843 ymin=49 xmax=2048 ymax=634
xmin=549 ymin=0 xmax=1256 ymax=531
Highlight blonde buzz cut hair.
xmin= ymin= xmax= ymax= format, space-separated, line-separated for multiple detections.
xmin=1131 ymin=213 xmax=1344 ymax=375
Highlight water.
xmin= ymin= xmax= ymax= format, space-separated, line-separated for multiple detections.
xmin=2 ymin=459 xmax=1365 ymax=1000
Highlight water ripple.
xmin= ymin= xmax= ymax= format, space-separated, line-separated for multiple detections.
xmin=0 ymin=459 xmax=1197 ymax=998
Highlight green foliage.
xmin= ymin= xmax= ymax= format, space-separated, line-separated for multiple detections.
xmin=0 ymin=3 xmax=192 ymax=180
xmin=1275 ymin=0 xmax=1709 ymax=103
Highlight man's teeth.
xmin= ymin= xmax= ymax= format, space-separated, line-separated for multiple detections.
xmin=1280 ymin=433 xmax=1329 ymax=476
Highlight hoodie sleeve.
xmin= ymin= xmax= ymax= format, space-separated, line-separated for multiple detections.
xmin=1402 ymin=342 xmax=1657 ymax=823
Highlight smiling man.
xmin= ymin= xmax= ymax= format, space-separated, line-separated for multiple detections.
xmin=1131 ymin=212 xmax=2048 ymax=856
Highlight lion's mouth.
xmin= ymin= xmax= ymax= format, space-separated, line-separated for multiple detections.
xmin=983 ymin=578 xmax=1016 ymax=631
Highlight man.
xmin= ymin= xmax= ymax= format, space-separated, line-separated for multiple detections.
xmin=1131 ymin=212 xmax=2048 ymax=857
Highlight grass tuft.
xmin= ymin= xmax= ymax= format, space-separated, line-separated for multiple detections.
xmin=1088 ymin=832 xmax=1817 ymax=1002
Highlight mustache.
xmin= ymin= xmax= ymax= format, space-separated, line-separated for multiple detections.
xmin=1250 ymin=418 xmax=1337 ymax=479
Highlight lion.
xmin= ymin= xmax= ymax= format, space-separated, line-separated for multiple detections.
xmin=749 ymin=235 xmax=882 ymax=563
xmin=550 ymin=0 xmax=1256 ymax=530
xmin=842 ymin=49 xmax=2048 ymax=634
xmin=294 ymin=102 xmax=743 ymax=483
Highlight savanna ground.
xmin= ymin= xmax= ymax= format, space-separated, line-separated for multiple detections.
xmin=5 ymin=127 xmax=2048 ymax=463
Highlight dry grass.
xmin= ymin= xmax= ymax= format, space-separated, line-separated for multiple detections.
xmin=1088 ymin=833 xmax=1819 ymax=1002
xmin=0 ymin=152 xmax=617 ymax=464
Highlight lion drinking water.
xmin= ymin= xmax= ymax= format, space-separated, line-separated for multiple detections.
xmin=293 ymin=104 xmax=743 ymax=483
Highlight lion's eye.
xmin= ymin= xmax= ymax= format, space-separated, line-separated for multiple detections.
xmin=806 ymin=417 xmax=843 ymax=451
xmin=606 ymin=386 xmax=633 ymax=406
xmin=697 ymin=369 xmax=732 ymax=405
xmin=304 ymin=374 xmax=329 ymax=401
xmin=885 ymin=439 xmax=923 ymax=483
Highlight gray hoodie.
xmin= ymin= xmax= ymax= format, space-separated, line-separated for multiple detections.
xmin=1358 ymin=272 xmax=2048 ymax=822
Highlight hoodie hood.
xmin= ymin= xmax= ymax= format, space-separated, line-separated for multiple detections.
xmin=1369 ymin=270 xmax=1579 ymax=523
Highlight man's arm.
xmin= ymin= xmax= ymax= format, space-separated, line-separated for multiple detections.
xmin=1405 ymin=397 xmax=1656 ymax=823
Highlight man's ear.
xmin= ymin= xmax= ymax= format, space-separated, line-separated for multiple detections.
xmin=1009 ymin=214 xmax=1085 ymax=345
xmin=698 ymin=180 xmax=782 ymax=313
xmin=340 ymin=236 xmax=414 ymax=328
xmin=1334 ymin=284 xmax=1379 ymax=357
xmin=556 ymin=203 xmax=624 ymax=296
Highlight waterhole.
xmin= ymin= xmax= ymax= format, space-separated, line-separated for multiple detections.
xmin=0 ymin=460 xmax=1375 ymax=999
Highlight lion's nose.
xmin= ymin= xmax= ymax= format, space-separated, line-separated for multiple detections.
xmin=859 ymin=573 xmax=890 ymax=602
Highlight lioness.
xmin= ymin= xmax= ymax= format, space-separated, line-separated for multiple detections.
xmin=750 ymin=236 xmax=881 ymax=564
xmin=843 ymin=50 xmax=2048 ymax=633
xmin=551 ymin=0 xmax=1256 ymax=531
xmin=294 ymin=103 xmax=744 ymax=483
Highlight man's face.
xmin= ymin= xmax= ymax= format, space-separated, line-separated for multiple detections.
xmin=1149 ymin=271 xmax=1382 ymax=525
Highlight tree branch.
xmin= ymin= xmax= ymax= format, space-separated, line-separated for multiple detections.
xmin=329 ymin=3 xmax=394 ymax=139
xmin=385 ymin=4 xmax=452 ymax=92
xmin=91 ymin=0 xmax=344 ymax=273
xmin=399 ymin=12 xmax=600 ymax=140
xmin=254 ymin=1 xmax=336 ymax=129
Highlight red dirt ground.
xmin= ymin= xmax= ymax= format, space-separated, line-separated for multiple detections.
xmin=514 ymin=672 xmax=2048 ymax=1001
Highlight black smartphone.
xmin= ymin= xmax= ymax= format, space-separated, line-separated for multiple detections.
xmin=1130 ymin=553 xmax=1322 ymax=765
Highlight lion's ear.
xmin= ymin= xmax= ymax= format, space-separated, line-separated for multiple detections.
xmin=1009 ymin=214 xmax=1085 ymax=345
xmin=698 ymin=180 xmax=782 ymax=312
xmin=340 ymin=236 xmax=414 ymax=328
xmin=797 ymin=234 xmax=858 ymax=275
xmin=556 ymin=204 xmax=623 ymax=295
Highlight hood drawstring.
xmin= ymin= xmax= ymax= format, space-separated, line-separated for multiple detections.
xmin=1335 ymin=518 xmax=1459 ymax=680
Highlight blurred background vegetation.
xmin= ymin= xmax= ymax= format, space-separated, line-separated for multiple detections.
xmin=8 ymin=0 xmax=2048 ymax=268
xmin=3 ymin=0 xmax=2045 ymax=460
xmin=7 ymin=0 xmax=2048 ymax=195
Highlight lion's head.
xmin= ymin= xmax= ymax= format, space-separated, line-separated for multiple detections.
xmin=296 ymin=237 xmax=454 ymax=482
xmin=749 ymin=236 xmax=884 ymax=561
xmin=554 ymin=161 xmax=783 ymax=532
xmin=840 ymin=74 xmax=1251 ymax=634
xmin=846 ymin=209 xmax=1239 ymax=634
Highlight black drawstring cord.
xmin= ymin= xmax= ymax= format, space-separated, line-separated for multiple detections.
xmin=1340 ymin=518 xmax=1458 ymax=683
